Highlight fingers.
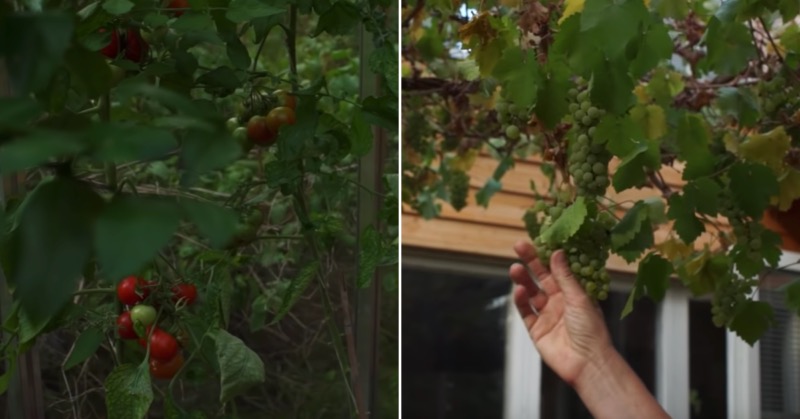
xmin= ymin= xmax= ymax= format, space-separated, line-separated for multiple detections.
xmin=549 ymin=250 xmax=587 ymax=299
xmin=512 ymin=285 xmax=538 ymax=330
xmin=513 ymin=239 xmax=560 ymax=296
xmin=509 ymin=263 xmax=547 ymax=311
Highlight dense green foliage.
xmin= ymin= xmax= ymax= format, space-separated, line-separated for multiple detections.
xmin=402 ymin=0 xmax=800 ymax=344
xmin=0 ymin=0 xmax=397 ymax=416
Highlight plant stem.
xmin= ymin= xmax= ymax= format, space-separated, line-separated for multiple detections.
xmin=99 ymin=94 xmax=117 ymax=191
xmin=287 ymin=5 xmax=298 ymax=89
xmin=72 ymin=288 xmax=115 ymax=296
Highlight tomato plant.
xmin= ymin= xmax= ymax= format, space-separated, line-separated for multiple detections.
xmin=171 ymin=284 xmax=197 ymax=305
xmin=123 ymin=28 xmax=148 ymax=63
xmin=265 ymin=106 xmax=296 ymax=133
xmin=116 ymin=276 xmax=151 ymax=306
xmin=166 ymin=0 xmax=189 ymax=17
xmin=116 ymin=312 xmax=138 ymax=340
xmin=274 ymin=89 xmax=296 ymax=110
xmin=99 ymin=28 xmax=120 ymax=59
xmin=246 ymin=115 xmax=276 ymax=146
xmin=140 ymin=327 xmax=179 ymax=361
xmin=149 ymin=351 xmax=185 ymax=380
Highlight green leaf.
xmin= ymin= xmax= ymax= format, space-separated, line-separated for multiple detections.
xmin=369 ymin=44 xmax=399 ymax=97
xmin=493 ymin=47 xmax=541 ymax=110
xmin=535 ymin=58 xmax=570 ymax=128
xmin=104 ymin=363 xmax=153 ymax=419
xmin=361 ymin=95 xmax=397 ymax=131
xmin=676 ymin=113 xmax=716 ymax=180
xmin=225 ymin=35 xmax=251 ymax=70
xmin=249 ymin=294 xmax=269 ymax=332
xmin=171 ymin=14 xmax=215 ymax=31
xmin=611 ymin=202 xmax=649 ymax=249
xmin=0 ymin=130 xmax=88 ymax=174
xmin=213 ymin=329 xmax=266 ymax=403
xmin=622 ymin=252 xmax=673 ymax=318
xmin=358 ymin=225 xmax=381 ymax=288
xmin=197 ymin=66 xmax=240 ymax=90
xmin=729 ymin=300 xmax=774 ymax=346
xmin=683 ymin=178 xmax=721 ymax=215
xmin=273 ymin=261 xmax=319 ymax=323
xmin=180 ymin=199 xmax=238 ymax=248
xmin=612 ymin=140 xmax=660 ymax=191
xmin=94 ymin=194 xmax=182 ymax=280
xmin=728 ymin=162 xmax=779 ymax=218
xmin=590 ymin=56 xmax=635 ymax=115
xmin=0 ymin=97 xmax=43 ymax=129
xmin=581 ymin=0 xmax=649 ymax=59
xmin=226 ymin=0 xmax=283 ymax=23
xmin=614 ymin=222 xmax=654 ymax=262
xmin=88 ymin=123 xmax=177 ymax=163
xmin=667 ymin=193 xmax=704 ymax=243
xmin=350 ymin=111 xmax=372 ymax=156
xmin=628 ymin=23 xmax=672 ymax=79
xmin=596 ymin=114 xmax=643 ymax=156
xmin=0 ymin=12 xmax=75 ymax=94
xmin=541 ymin=197 xmax=587 ymax=244
xmin=314 ymin=1 xmax=360 ymax=36
xmin=475 ymin=178 xmax=502 ymax=207
xmin=63 ymin=45 xmax=112 ymax=98
xmin=13 ymin=178 xmax=103 ymax=325
xmin=785 ymin=279 xmax=800 ymax=316
xmin=700 ymin=18 xmax=757 ymax=77
xmin=276 ymin=95 xmax=318 ymax=161
xmin=550 ymin=14 xmax=602 ymax=76
xmin=64 ymin=327 xmax=104 ymax=370
xmin=716 ymin=87 xmax=760 ymax=127
xmin=179 ymin=129 xmax=241 ymax=186
xmin=102 ymin=0 xmax=134 ymax=15
xmin=651 ymin=0 xmax=689 ymax=18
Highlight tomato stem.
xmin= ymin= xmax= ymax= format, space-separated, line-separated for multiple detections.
xmin=72 ymin=288 xmax=115 ymax=296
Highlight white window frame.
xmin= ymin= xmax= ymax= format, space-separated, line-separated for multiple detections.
xmin=403 ymin=249 xmax=800 ymax=419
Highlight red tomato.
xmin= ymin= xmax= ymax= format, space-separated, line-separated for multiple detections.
xmin=171 ymin=284 xmax=198 ymax=305
xmin=265 ymin=106 xmax=296 ymax=133
xmin=140 ymin=327 xmax=179 ymax=361
xmin=117 ymin=276 xmax=152 ymax=306
xmin=124 ymin=28 xmax=149 ymax=63
xmin=116 ymin=311 xmax=138 ymax=340
xmin=167 ymin=0 xmax=190 ymax=16
xmin=99 ymin=28 xmax=121 ymax=59
xmin=246 ymin=115 xmax=277 ymax=146
xmin=149 ymin=351 xmax=184 ymax=380
xmin=273 ymin=89 xmax=296 ymax=110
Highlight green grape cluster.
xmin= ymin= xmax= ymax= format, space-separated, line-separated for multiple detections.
xmin=566 ymin=86 xmax=611 ymax=197
xmin=495 ymin=97 xmax=528 ymax=142
xmin=719 ymin=195 xmax=764 ymax=272
xmin=759 ymin=74 xmax=794 ymax=116
xmin=448 ymin=170 xmax=470 ymax=211
xmin=526 ymin=200 xmax=615 ymax=300
xmin=710 ymin=273 xmax=756 ymax=327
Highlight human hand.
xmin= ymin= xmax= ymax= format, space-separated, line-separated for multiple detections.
xmin=508 ymin=240 xmax=614 ymax=386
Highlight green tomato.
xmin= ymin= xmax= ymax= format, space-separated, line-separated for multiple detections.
xmin=130 ymin=304 xmax=157 ymax=327
xmin=226 ymin=117 xmax=240 ymax=132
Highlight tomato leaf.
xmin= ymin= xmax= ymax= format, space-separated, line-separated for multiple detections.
xmin=313 ymin=1 xmax=360 ymax=36
xmin=94 ymin=194 xmax=182 ymax=280
xmin=180 ymin=199 xmax=238 ymax=249
xmin=225 ymin=0 xmax=283 ymax=23
xmin=273 ymin=260 xmax=319 ymax=324
xmin=358 ymin=225 xmax=381 ymax=288
xmin=64 ymin=327 xmax=104 ymax=370
xmin=104 ymin=363 xmax=153 ymax=419
xmin=0 ymin=130 xmax=88 ymax=175
xmin=213 ymin=329 xmax=266 ymax=403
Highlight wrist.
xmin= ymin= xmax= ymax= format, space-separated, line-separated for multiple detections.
xmin=573 ymin=343 xmax=620 ymax=390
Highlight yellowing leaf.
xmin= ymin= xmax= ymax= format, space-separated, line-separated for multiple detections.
xmin=773 ymin=168 xmax=800 ymax=210
xmin=449 ymin=149 xmax=479 ymax=172
xmin=559 ymin=0 xmax=585 ymax=24
xmin=738 ymin=126 xmax=791 ymax=172
xmin=630 ymin=104 xmax=667 ymax=140
xmin=723 ymin=132 xmax=739 ymax=154
xmin=458 ymin=12 xmax=495 ymax=45
xmin=655 ymin=237 xmax=694 ymax=260
xmin=634 ymin=84 xmax=652 ymax=104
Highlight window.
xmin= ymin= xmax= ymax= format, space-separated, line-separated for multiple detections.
xmin=402 ymin=267 xmax=509 ymax=419
xmin=689 ymin=299 xmax=727 ymax=418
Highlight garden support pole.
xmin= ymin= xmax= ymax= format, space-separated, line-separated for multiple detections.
xmin=0 ymin=57 xmax=46 ymax=419
xmin=356 ymin=18 xmax=388 ymax=419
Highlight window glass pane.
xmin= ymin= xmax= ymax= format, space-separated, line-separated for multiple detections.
xmin=540 ymin=286 xmax=657 ymax=418
xmin=760 ymin=270 xmax=800 ymax=419
xmin=689 ymin=300 xmax=727 ymax=419
xmin=402 ymin=267 xmax=509 ymax=418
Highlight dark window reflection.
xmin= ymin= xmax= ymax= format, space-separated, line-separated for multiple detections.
xmin=759 ymin=286 xmax=800 ymax=419
xmin=402 ymin=267 xmax=509 ymax=419
xmin=689 ymin=300 xmax=727 ymax=419
xmin=540 ymin=288 xmax=657 ymax=419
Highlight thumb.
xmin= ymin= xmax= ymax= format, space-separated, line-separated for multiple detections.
xmin=549 ymin=250 xmax=587 ymax=299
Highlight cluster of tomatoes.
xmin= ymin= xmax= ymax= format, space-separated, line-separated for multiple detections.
xmin=228 ymin=90 xmax=297 ymax=148
xmin=115 ymin=276 xmax=198 ymax=380
xmin=97 ymin=0 xmax=189 ymax=64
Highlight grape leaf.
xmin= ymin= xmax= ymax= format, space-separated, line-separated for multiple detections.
xmin=785 ymin=279 xmax=800 ymax=316
xmin=737 ymin=126 xmax=791 ymax=172
xmin=614 ymin=222 xmax=654 ymax=262
xmin=475 ymin=178 xmax=502 ymax=207
xmin=676 ymin=113 xmax=715 ymax=180
xmin=683 ymin=177 xmax=721 ymax=215
xmin=716 ymin=87 xmax=760 ymax=127
xmin=612 ymin=140 xmax=659 ymax=191
xmin=550 ymin=15 xmax=603 ymax=76
xmin=655 ymin=237 xmax=694 ymax=260
xmin=590 ymin=55 xmax=635 ymax=115
xmin=622 ymin=252 xmax=673 ymax=318
xmin=629 ymin=104 xmax=667 ymax=140
xmin=535 ymin=58 xmax=570 ymax=128
xmin=729 ymin=300 xmax=774 ymax=346
xmin=700 ymin=18 xmax=757 ymax=76
xmin=104 ymin=363 xmax=153 ymax=419
xmin=728 ymin=161 xmax=779 ymax=218
xmin=610 ymin=202 xmax=648 ymax=249
xmin=580 ymin=0 xmax=649 ymax=59
xmin=775 ymin=169 xmax=800 ymax=210
xmin=643 ymin=197 xmax=667 ymax=224
xmin=677 ymin=250 xmax=720 ymax=295
xmin=596 ymin=114 xmax=643 ymax=156
xmin=541 ymin=197 xmax=587 ymax=244
xmin=493 ymin=47 xmax=541 ymax=110
xmin=559 ymin=0 xmax=585 ymax=23
xmin=647 ymin=67 xmax=685 ymax=106
xmin=667 ymin=193 xmax=704 ymax=243
xmin=651 ymin=0 xmax=689 ymax=18
xmin=628 ymin=22 xmax=673 ymax=79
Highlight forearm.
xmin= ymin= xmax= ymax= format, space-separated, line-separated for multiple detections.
xmin=573 ymin=347 xmax=670 ymax=419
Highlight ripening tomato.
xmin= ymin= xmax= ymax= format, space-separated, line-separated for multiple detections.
xmin=171 ymin=284 xmax=198 ymax=305
xmin=117 ymin=276 xmax=152 ymax=306
xmin=109 ymin=64 xmax=126 ymax=86
xmin=246 ymin=115 xmax=277 ymax=146
xmin=226 ymin=117 xmax=240 ymax=132
xmin=116 ymin=311 xmax=138 ymax=340
xmin=99 ymin=28 xmax=121 ymax=59
xmin=167 ymin=0 xmax=190 ymax=17
xmin=265 ymin=106 xmax=296 ymax=133
xmin=130 ymin=304 xmax=157 ymax=327
xmin=273 ymin=89 xmax=296 ymax=110
xmin=149 ymin=351 xmax=184 ymax=380
xmin=124 ymin=28 xmax=149 ymax=63
xmin=139 ymin=327 xmax=179 ymax=361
